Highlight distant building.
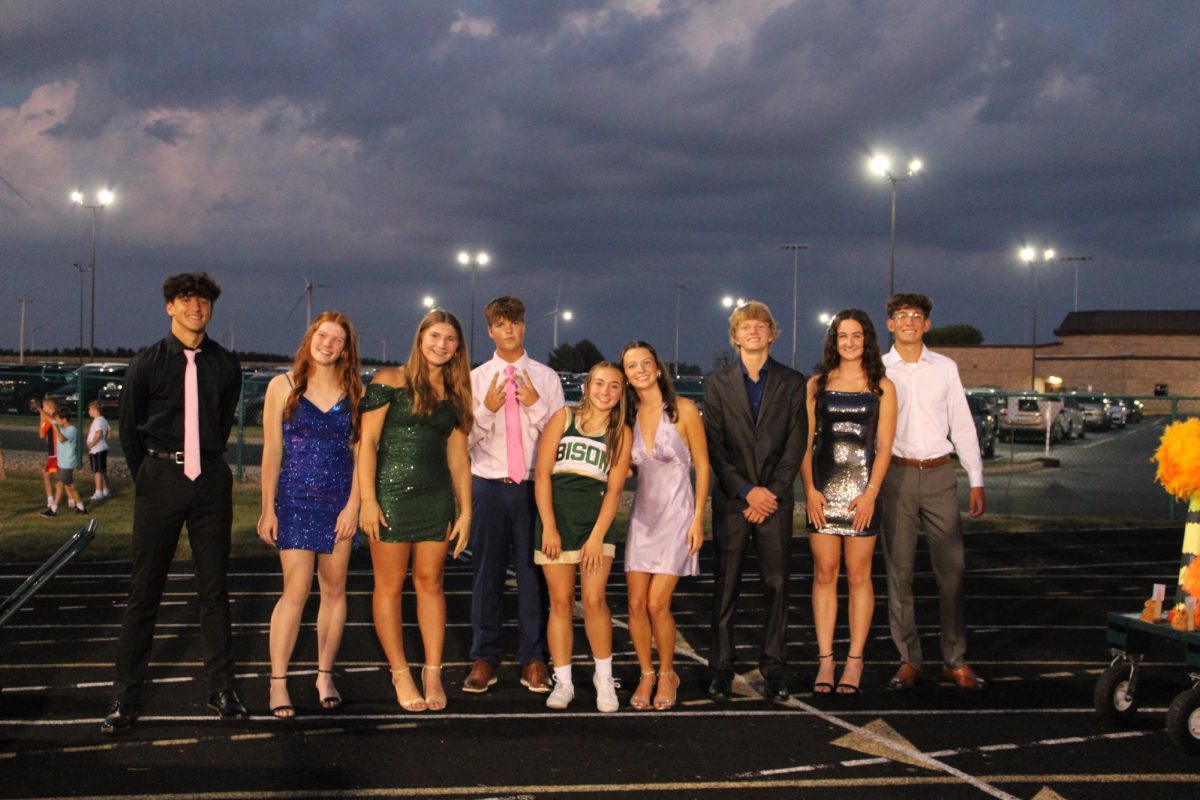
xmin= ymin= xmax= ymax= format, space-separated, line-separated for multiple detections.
xmin=936 ymin=310 xmax=1200 ymax=398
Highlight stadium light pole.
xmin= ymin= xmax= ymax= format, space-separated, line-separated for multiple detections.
xmin=71 ymin=262 xmax=89 ymax=364
xmin=780 ymin=244 xmax=811 ymax=368
xmin=72 ymin=189 xmax=113 ymax=359
xmin=1057 ymin=255 xmax=1094 ymax=311
xmin=868 ymin=155 xmax=922 ymax=299
xmin=1021 ymin=246 xmax=1055 ymax=391
xmin=456 ymin=250 xmax=490 ymax=365
xmin=673 ymin=284 xmax=687 ymax=376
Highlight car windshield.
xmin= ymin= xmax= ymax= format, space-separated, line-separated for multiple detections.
xmin=1017 ymin=398 xmax=1040 ymax=412
xmin=967 ymin=396 xmax=988 ymax=414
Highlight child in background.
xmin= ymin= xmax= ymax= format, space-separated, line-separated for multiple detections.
xmin=44 ymin=407 xmax=85 ymax=516
xmin=87 ymin=400 xmax=112 ymax=500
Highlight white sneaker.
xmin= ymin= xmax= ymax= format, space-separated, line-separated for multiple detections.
xmin=594 ymin=674 xmax=619 ymax=713
xmin=102 ymin=490 xmax=111 ymax=498
xmin=545 ymin=680 xmax=574 ymax=710
xmin=89 ymin=493 xmax=102 ymax=501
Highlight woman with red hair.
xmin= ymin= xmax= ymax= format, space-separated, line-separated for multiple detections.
xmin=258 ymin=311 xmax=364 ymax=718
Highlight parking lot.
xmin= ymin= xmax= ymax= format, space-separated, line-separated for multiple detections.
xmin=2 ymin=524 xmax=1198 ymax=799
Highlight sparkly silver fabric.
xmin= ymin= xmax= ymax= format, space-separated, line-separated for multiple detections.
xmin=807 ymin=390 xmax=880 ymax=537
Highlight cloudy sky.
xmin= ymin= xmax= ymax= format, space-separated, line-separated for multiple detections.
xmin=2 ymin=0 xmax=1197 ymax=370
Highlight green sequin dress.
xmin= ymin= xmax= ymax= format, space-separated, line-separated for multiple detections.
xmin=361 ymin=383 xmax=460 ymax=543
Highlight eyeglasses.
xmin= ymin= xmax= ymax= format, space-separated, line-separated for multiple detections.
xmin=892 ymin=311 xmax=925 ymax=321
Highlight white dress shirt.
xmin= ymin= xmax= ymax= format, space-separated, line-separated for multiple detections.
xmin=883 ymin=345 xmax=984 ymax=488
xmin=469 ymin=351 xmax=565 ymax=481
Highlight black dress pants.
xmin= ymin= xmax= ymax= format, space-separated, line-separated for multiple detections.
xmin=710 ymin=507 xmax=793 ymax=672
xmin=113 ymin=457 xmax=234 ymax=705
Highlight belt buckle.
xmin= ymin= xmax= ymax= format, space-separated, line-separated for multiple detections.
xmin=172 ymin=452 xmax=185 ymax=465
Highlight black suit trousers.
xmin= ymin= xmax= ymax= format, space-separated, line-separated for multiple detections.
xmin=113 ymin=457 xmax=235 ymax=705
xmin=710 ymin=506 xmax=793 ymax=671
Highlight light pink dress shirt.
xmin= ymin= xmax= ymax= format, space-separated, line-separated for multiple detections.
xmin=469 ymin=352 xmax=565 ymax=481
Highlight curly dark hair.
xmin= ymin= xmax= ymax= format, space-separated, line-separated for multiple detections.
xmin=814 ymin=308 xmax=886 ymax=396
xmin=620 ymin=340 xmax=678 ymax=424
xmin=885 ymin=293 xmax=932 ymax=318
xmin=162 ymin=272 xmax=221 ymax=303
xmin=484 ymin=296 xmax=525 ymax=325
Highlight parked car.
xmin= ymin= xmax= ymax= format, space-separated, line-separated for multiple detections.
xmin=1069 ymin=393 xmax=1112 ymax=431
xmin=966 ymin=394 xmax=997 ymax=458
xmin=0 ymin=362 xmax=75 ymax=414
xmin=1106 ymin=397 xmax=1128 ymax=428
xmin=1059 ymin=396 xmax=1087 ymax=439
xmin=240 ymin=368 xmax=289 ymax=426
xmin=1122 ymin=397 xmax=1145 ymax=423
xmin=48 ymin=363 xmax=127 ymax=415
xmin=999 ymin=395 xmax=1073 ymax=443
xmin=966 ymin=388 xmax=1004 ymax=440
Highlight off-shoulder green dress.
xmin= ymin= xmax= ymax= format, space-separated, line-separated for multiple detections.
xmin=361 ymin=383 xmax=460 ymax=543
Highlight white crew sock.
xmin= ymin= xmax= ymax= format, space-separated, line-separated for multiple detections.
xmin=68 ymin=499 xmax=76 ymax=508
xmin=593 ymin=656 xmax=613 ymax=681
xmin=47 ymin=495 xmax=54 ymax=507
xmin=553 ymin=664 xmax=573 ymax=687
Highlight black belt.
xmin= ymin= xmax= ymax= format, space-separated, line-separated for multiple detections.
xmin=145 ymin=448 xmax=222 ymax=464
xmin=486 ymin=477 xmax=523 ymax=485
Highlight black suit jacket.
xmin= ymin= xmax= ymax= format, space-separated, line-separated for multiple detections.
xmin=702 ymin=356 xmax=807 ymax=514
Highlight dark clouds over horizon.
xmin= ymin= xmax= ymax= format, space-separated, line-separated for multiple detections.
xmin=2 ymin=0 xmax=1197 ymax=370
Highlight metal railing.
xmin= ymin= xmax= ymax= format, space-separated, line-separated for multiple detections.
xmin=0 ymin=520 xmax=97 ymax=627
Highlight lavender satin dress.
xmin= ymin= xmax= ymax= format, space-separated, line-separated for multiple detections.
xmin=625 ymin=409 xmax=699 ymax=577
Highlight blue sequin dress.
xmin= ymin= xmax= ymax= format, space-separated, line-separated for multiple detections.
xmin=276 ymin=395 xmax=358 ymax=553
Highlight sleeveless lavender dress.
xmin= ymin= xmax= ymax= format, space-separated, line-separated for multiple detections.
xmin=625 ymin=409 xmax=699 ymax=577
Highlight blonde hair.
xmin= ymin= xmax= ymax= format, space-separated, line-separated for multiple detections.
xmin=727 ymin=301 xmax=778 ymax=348
xmin=575 ymin=361 xmax=627 ymax=458
xmin=403 ymin=309 xmax=474 ymax=432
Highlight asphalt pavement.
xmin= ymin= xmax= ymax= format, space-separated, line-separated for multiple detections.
xmin=2 ymin=526 xmax=1199 ymax=798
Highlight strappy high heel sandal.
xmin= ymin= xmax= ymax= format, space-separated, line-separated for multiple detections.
xmin=269 ymin=675 xmax=296 ymax=719
xmin=653 ymin=670 xmax=680 ymax=710
xmin=813 ymin=653 xmax=835 ymax=695
xmin=422 ymin=665 xmax=447 ymax=711
xmin=390 ymin=666 xmax=428 ymax=712
xmin=836 ymin=654 xmax=864 ymax=696
xmin=316 ymin=668 xmax=342 ymax=711
xmin=630 ymin=670 xmax=656 ymax=710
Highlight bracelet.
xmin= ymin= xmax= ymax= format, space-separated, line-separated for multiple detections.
xmin=866 ymin=483 xmax=879 ymax=491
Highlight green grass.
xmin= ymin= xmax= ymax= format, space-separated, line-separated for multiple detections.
xmin=0 ymin=465 xmax=1167 ymax=565
xmin=0 ymin=470 xmax=267 ymax=563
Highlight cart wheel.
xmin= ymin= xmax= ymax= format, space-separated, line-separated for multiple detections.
xmin=1165 ymin=686 xmax=1200 ymax=754
xmin=1093 ymin=663 xmax=1139 ymax=725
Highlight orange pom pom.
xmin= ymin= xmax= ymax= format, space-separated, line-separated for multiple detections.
xmin=1153 ymin=419 xmax=1200 ymax=500
xmin=1182 ymin=560 xmax=1200 ymax=601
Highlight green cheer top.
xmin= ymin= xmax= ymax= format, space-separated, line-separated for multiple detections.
xmin=534 ymin=409 xmax=617 ymax=564
xmin=361 ymin=382 xmax=459 ymax=543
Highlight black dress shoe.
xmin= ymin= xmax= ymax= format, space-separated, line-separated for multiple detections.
xmin=206 ymin=690 xmax=249 ymax=719
xmin=707 ymin=670 xmax=733 ymax=699
xmin=763 ymin=668 xmax=790 ymax=703
xmin=100 ymin=700 xmax=136 ymax=736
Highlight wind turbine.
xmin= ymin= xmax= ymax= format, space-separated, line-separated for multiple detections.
xmin=287 ymin=276 xmax=336 ymax=328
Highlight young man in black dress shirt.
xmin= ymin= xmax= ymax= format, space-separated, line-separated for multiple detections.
xmin=102 ymin=273 xmax=244 ymax=735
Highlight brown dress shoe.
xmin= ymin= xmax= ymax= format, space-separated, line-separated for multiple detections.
xmin=887 ymin=662 xmax=920 ymax=691
xmin=462 ymin=660 xmax=498 ymax=694
xmin=942 ymin=663 xmax=987 ymax=690
xmin=520 ymin=660 xmax=551 ymax=693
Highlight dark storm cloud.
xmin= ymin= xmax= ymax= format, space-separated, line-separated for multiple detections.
xmin=1 ymin=0 xmax=1197 ymax=368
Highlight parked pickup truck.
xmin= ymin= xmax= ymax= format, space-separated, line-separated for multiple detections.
xmin=0 ymin=363 xmax=76 ymax=414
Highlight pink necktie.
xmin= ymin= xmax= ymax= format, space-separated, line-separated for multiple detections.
xmin=503 ymin=365 xmax=525 ymax=483
xmin=183 ymin=349 xmax=201 ymax=481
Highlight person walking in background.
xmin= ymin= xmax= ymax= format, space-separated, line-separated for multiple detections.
xmin=463 ymin=296 xmax=564 ymax=696
xmin=534 ymin=362 xmax=633 ymax=712
xmin=48 ymin=406 xmax=86 ymax=515
xmin=35 ymin=396 xmax=63 ymax=515
xmin=103 ymin=272 xmax=244 ymax=735
xmin=801 ymin=309 xmax=896 ymax=695
xmin=86 ymin=400 xmax=112 ymax=501
xmin=359 ymin=309 xmax=473 ymax=712
xmin=880 ymin=293 xmax=987 ymax=692
xmin=621 ymin=341 xmax=709 ymax=710
xmin=258 ymin=311 xmax=364 ymax=718
xmin=702 ymin=301 xmax=807 ymax=703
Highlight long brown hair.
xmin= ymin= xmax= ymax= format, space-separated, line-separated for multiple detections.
xmin=575 ymin=361 xmax=627 ymax=458
xmin=285 ymin=311 xmax=364 ymax=441
xmin=403 ymin=309 xmax=474 ymax=432
xmin=620 ymin=340 xmax=678 ymax=424
xmin=814 ymin=308 xmax=885 ymax=396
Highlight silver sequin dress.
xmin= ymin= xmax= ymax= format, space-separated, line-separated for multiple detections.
xmin=806 ymin=390 xmax=881 ymax=537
